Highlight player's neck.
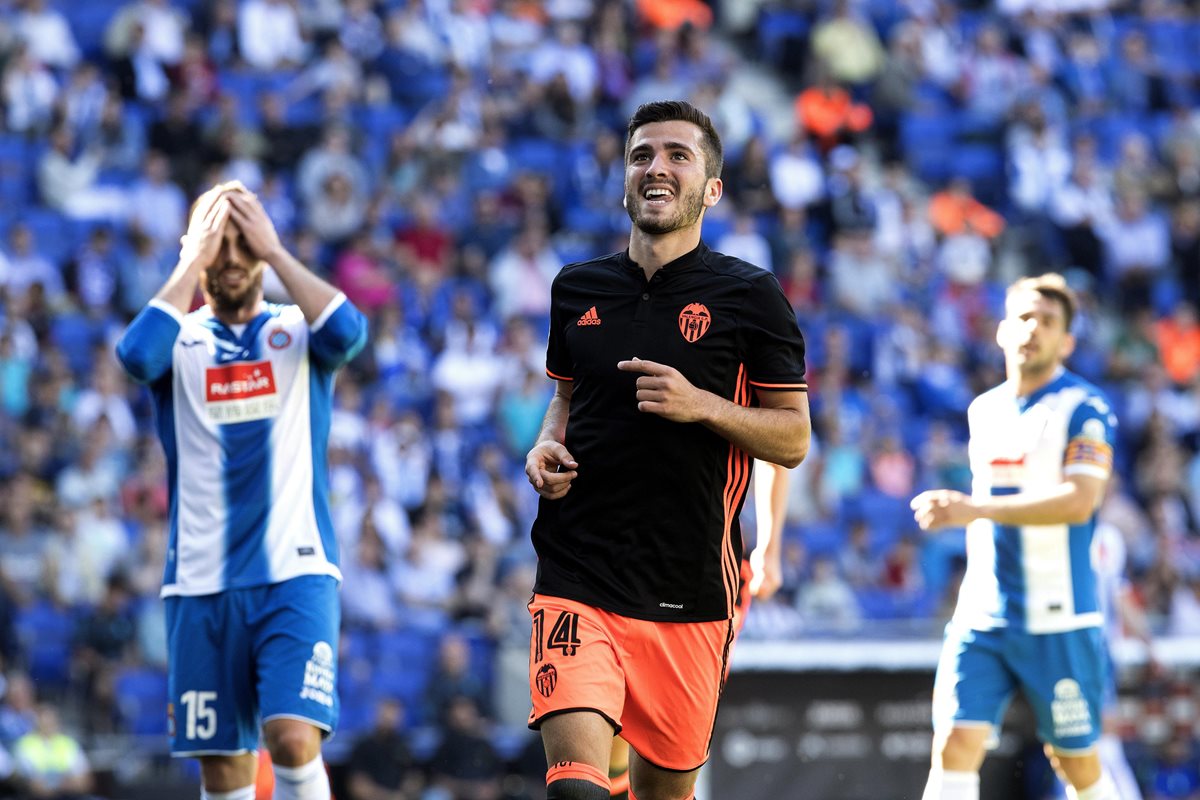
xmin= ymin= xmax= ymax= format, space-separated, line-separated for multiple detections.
xmin=212 ymin=297 xmax=265 ymax=327
xmin=627 ymin=225 xmax=702 ymax=281
xmin=1010 ymin=362 xmax=1062 ymax=397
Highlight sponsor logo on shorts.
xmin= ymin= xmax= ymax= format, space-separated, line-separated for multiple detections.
xmin=535 ymin=663 xmax=558 ymax=698
xmin=300 ymin=641 xmax=335 ymax=707
xmin=659 ymin=602 xmax=684 ymax=609
xmin=1050 ymin=678 xmax=1093 ymax=739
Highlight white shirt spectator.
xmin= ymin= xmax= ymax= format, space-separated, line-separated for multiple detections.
xmin=127 ymin=156 xmax=186 ymax=251
xmin=2 ymin=47 xmax=58 ymax=133
xmin=1050 ymin=168 xmax=1114 ymax=229
xmin=238 ymin=0 xmax=307 ymax=70
xmin=1008 ymin=127 xmax=1072 ymax=214
xmin=528 ymin=23 xmax=598 ymax=104
xmin=14 ymin=0 xmax=79 ymax=70
xmin=770 ymin=140 xmax=824 ymax=211
xmin=488 ymin=230 xmax=561 ymax=321
xmin=715 ymin=215 xmax=773 ymax=273
xmin=1097 ymin=200 xmax=1170 ymax=278
xmin=431 ymin=324 xmax=504 ymax=426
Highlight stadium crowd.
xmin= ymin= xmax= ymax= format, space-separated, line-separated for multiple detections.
xmin=0 ymin=0 xmax=1198 ymax=797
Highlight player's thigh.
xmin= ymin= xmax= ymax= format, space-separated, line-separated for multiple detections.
xmin=1011 ymin=627 xmax=1107 ymax=753
xmin=931 ymin=624 xmax=1016 ymax=736
xmin=527 ymin=594 xmax=625 ymax=750
xmin=621 ymin=616 xmax=731 ymax=772
xmin=165 ymin=594 xmax=259 ymax=757
xmin=629 ymin=748 xmax=699 ymax=800
xmin=252 ymin=575 xmax=341 ymax=738
xmin=541 ymin=711 xmax=621 ymax=770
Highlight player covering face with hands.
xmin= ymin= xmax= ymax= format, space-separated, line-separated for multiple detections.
xmin=116 ymin=181 xmax=367 ymax=800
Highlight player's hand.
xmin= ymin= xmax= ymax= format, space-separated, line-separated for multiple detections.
xmin=748 ymin=546 xmax=782 ymax=600
xmin=179 ymin=187 xmax=233 ymax=271
xmin=525 ymin=440 xmax=578 ymax=500
xmin=616 ymin=358 xmax=711 ymax=423
xmin=910 ymin=489 xmax=979 ymax=531
xmin=227 ymin=189 xmax=284 ymax=263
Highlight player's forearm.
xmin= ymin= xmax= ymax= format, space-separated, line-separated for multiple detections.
xmin=972 ymin=482 xmax=1097 ymax=526
xmin=266 ymin=246 xmax=343 ymax=323
xmin=536 ymin=387 xmax=572 ymax=445
xmin=153 ymin=259 xmax=205 ymax=315
xmin=700 ymin=398 xmax=809 ymax=468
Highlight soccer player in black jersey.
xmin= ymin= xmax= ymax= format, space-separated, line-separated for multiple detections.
xmin=523 ymin=100 xmax=810 ymax=800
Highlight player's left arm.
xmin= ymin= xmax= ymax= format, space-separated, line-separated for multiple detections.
xmin=750 ymin=459 xmax=789 ymax=599
xmin=914 ymin=394 xmax=1116 ymax=530
xmin=227 ymin=189 xmax=367 ymax=366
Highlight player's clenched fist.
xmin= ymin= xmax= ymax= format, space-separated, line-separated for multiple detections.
xmin=525 ymin=440 xmax=579 ymax=500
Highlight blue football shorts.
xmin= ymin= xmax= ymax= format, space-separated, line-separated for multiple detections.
xmin=931 ymin=622 xmax=1108 ymax=753
xmin=164 ymin=574 xmax=340 ymax=756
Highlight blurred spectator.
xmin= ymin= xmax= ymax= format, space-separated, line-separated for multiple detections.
xmin=0 ymin=472 xmax=53 ymax=605
xmin=3 ymin=223 xmax=63 ymax=306
xmin=1049 ymin=159 xmax=1113 ymax=280
xmin=340 ymin=517 xmax=399 ymax=631
xmin=11 ymin=704 xmax=94 ymax=800
xmin=487 ymin=221 xmax=560 ymax=323
xmin=127 ymin=151 xmax=187 ymax=253
xmin=106 ymin=0 xmax=188 ymax=67
xmin=238 ymin=0 xmax=307 ymax=71
xmin=37 ymin=126 xmax=128 ymax=223
xmin=957 ymin=22 xmax=1024 ymax=121
xmin=344 ymin=698 xmax=422 ymax=800
xmin=839 ymin=520 xmax=879 ymax=589
xmin=13 ymin=0 xmax=79 ymax=71
xmin=1098 ymin=190 xmax=1170 ymax=312
xmin=56 ymin=64 xmax=106 ymax=139
xmin=810 ymin=0 xmax=885 ymax=88
xmin=715 ymin=212 xmax=772 ymax=273
xmin=427 ymin=695 xmax=503 ymax=800
xmin=1154 ymin=302 xmax=1200 ymax=388
xmin=928 ymin=178 xmax=1005 ymax=239
xmin=795 ymin=71 xmax=873 ymax=155
xmin=0 ymin=673 xmax=37 ymax=747
xmin=827 ymin=228 xmax=897 ymax=316
xmin=2 ymin=43 xmax=58 ymax=134
xmin=424 ymin=634 xmax=492 ymax=727
xmin=769 ymin=131 xmax=824 ymax=213
xmin=796 ymin=557 xmax=861 ymax=631
xmin=338 ymin=0 xmax=385 ymax=63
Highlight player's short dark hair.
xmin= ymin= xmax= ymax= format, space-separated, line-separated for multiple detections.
xmin=625 ymin=100 xmax=724 ymax=180
xmin=1008 ymin=273 xmax=1077 ymax=332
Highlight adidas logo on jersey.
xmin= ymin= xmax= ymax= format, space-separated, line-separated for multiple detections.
xmin=577 ymin=306 xmax=602 ymax=326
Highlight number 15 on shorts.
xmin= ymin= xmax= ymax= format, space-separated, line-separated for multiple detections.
xmin=179 ymin=690 xmax=217 ymax=740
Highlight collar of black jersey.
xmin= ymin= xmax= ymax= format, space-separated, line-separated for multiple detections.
xmin=618 ymin=241 xmax=707 ymax=277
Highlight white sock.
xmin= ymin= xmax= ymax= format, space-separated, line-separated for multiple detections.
xmin=922 ymin=769 xmax=979 ymax=800
xmin=201 ymin=786 xmax=256 ymax=800
xmin=272 ymin=753 xmax=331 ymax=800
xmin=1097 ymin=734 xmax=1142 ymax=800
xmin=1066 ymin=772 xmax=1120 ymax=800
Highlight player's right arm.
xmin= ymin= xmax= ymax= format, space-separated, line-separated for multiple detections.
xmin=116 ymin=185 xmax=234 ymax=383
xmin=524 ymin=380 xmax=578 ymax=500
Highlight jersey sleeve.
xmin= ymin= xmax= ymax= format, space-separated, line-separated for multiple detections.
xmin=545 ymin=273 xmax=572 ymax=381
xmin=309 ymin=293 xmax=368 ymax=370
xmin=114 ymin=299 xmax=182 ymax=384
xmin=741 ymin=271 xmax=807 ymax=391
xmin=1063 ymin=392 xmax=1117 ymax=480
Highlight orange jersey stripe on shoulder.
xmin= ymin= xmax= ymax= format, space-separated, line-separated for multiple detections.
xmin=748 ymin=380 xmax=807 ymax=390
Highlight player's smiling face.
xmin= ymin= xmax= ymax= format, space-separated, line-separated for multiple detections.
xmin=205 ymin=223 xmax=263 ymax=313
xmin=623 ymin=120 xmax=721 ymax=235
xmin=998 ymin=289 xmax=1075 ymax=375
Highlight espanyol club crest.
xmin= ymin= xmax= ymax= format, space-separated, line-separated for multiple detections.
xmin=268 ymin=328 xmax=292 ymax=349
xmin=678 ymin=302 xmax=711 ymax=343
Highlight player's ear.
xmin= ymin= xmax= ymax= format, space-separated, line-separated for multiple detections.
xmin=1059 ymin=331 xmax=1076 ymax=360
xmin=703 ymin=177 xmax=722 ymax=209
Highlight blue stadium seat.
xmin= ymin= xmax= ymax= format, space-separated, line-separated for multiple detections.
xmin=372 ymin=627 xmax=437 ymax=707
xmin=15 ymin=601 xmax=75 ymax=689
xmin=114 ymin=667 xmax=169 ymax=735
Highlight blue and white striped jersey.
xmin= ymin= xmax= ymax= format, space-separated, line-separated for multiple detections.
xmin=116 ymin=294 xmax=368 ymax=597
xmin=954 ymin=368 xmax=1117 ymax=634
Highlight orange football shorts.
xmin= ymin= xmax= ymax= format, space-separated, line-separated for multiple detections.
xmin=527 ymin=594 xmax=733 ymax=771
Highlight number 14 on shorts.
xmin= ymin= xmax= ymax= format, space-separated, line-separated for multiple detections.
xmin=533 ymin=609 xmax=582 ymax=661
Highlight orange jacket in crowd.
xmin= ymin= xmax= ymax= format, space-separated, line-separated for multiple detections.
xmin=636 ymin=0 xmax=712 ymax=30
xmin=928 ymin=189 xmax=1006 ymax=239
xmin=795 ymin=86 xmax=873 ymax=151
xmin=1155 ymin=316 xmax=1200 ymax=385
